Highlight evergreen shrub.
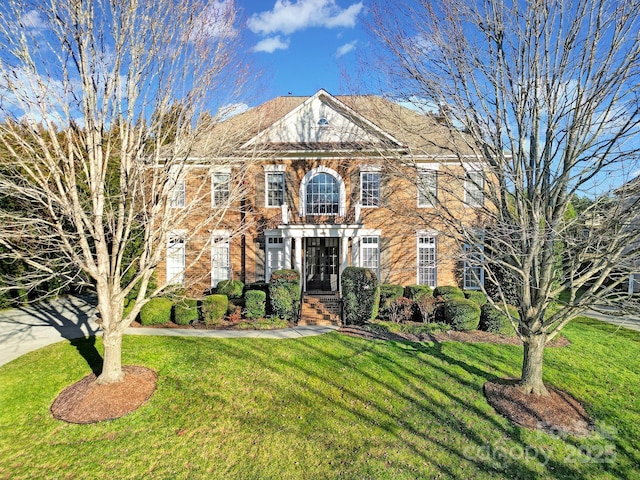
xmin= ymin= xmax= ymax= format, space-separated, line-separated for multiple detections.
xmin=342 ymin=267 xmax=379 ymax=325
xmin=201 ymin=294 xmax=228 ymax=325
xmin=217 ymin=280 xmax=244 ymax=299
xmin=139 ymin=297 xmax=173 ymax=326
xmin=464 ymin=290 xmax=488 ymax=306
xmin=378 ymin=284 xmax=404 ymax=320
xmin=173 ymin=298 xmax=198 ymax=325
xmin=245 ymin=290 xmax=267 ymax=319
xmin=434 ymin=285 xmax=465 ymax=301
xmin=480 ymin=303 xmax=519 ymax=336
xmin=404 ymin=285 xmax=433 ymax=300
xmin=269 ymin=270 xmax=300 ymax=321
xmin=444 ymin=298 xmax=481 ymax=331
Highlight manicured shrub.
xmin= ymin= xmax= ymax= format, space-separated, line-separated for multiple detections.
xmin=443 ymin=298 xmax=481 ymax=331
xmin=342 ymin=267 xmax=379 ymax=325
xmin=269 ymin=270 xmax=300 ymax=321
xmin=139 ymin=297 xmax=172 ymax=326
xmin=378 ymin=284 xmax=404 ymax=320
xmin=245 ymin=282 xmax=270 ymax=314
xmin=216 ymin=280 xmax=244 ymax=299
xmin=387 ymin=297 xmax=415 ymax=323
xmin=480 ymin=303 xmax=519 ymax=336
xmin=201 ymin=294 xmax=228 ymax=325
xmin=464 ymin=290 xmax=488 ymax=307
xmin=404 ymin=285 xmax=433 ymax=300
xmin=434 ymin=285 xmax=465 ymax=301
xmin=173 ymin=298 xmax=198 ymax=326
xmin=245 ymin=290 xmax=267 ymax=319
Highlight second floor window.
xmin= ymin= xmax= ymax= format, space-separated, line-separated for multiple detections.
xmin=169 ymin=176 xmax=186 ymax=208
xmin=266 ymin=172 xmax=285 ymax=207
xmin=418 ymin=170 xmax=437 ymax=208
xmin=212 ymin=173 xmax=230 ymax=207
xmin=361 ymin=172 xmax=381 ymax=207
xmin=465 ymin=170 xmax=484 ymax=207
xmin=306 ymin=172 xmax=339 ymax=215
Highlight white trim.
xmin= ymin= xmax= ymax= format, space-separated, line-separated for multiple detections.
xmin=360 ymin=235 xmax=380 ymax=279
xmin=416 ymin=235 xmax=437 ymax=287
xmin=417 ymin=169 xmax=437 ymax=208
xmin=211 ymin=232 xmax=231 ymax=288
xmin=211 ymin=166 xmax=232 ymax=173
xmin=360 ymin=171 xmax=381 ymax=208
xmin=263 ymin=164 xmax=287 ymax=172
xmin=463 ymin=162 xmax=484 ymax=171
xmin=299 ymin=166 xmax=346 ymax=217
xmin=417 ymin=163 xmax=440 ymax=171
xmin=166 ymin=231 xmax=187 ymax=286
xmin=464 ymin=170 xmax=485 ymax=208
xmin=268 ymin=226 xmax=380 ymax=238
xmin=265 ymin=171 xmax=285 ymax=208
xmin=359 ymin=164 xmax=382 ymax=172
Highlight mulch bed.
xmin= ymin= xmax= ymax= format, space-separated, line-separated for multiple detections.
xmin=51 ymin=366 xmax=157 ymax=424
xmin=338 ymin=325 xmax=570 ymax=347
xmin=484 ymin=380 xmax=592 ymax=436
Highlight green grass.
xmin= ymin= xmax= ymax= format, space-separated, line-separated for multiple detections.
xmin=0 ymin=318 xmax=639 ymax=479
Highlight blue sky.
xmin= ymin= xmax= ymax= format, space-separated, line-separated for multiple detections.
xmin=237 ymin=0 xmax=369 ymax=102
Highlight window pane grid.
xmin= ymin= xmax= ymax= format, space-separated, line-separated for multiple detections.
xmin=167 ymin=235 xmax=186 ymax=285
xmin=361 ymin=236 xmax=379 ymax=278
xmin=417 ymin=236 xmax=436 ymax=287
xmin=418 ymin=171 xmax=437 ymax=208
xmin=267 ymin=173 xmax=284 ymax=207
xmin=170 ymin=177 xmax=185 ymax=208
xmin=211 ymin=236 xmax=230 ymax=287
xmin=361 ymin=172 xmax=381 ymax=207
xmin=463 ymin=243 xmax=484 ymax=289
xmin=212 ymin=173 xmax=230 ymax=207
xmin=465 ymin=171 xmax=484 ymax=207
xmin=306 ymin=173 xmax=339 ymax=215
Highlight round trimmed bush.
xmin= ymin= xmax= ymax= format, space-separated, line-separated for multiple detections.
xmin=216 ymin=280 xmax=244 ymax=299
xmin=201 ymin=294 xmax=228 ymax=325
xmin=434 ymin=285 xmax=465 ymax=301
xmin=480 ymin=303 xmax=519 ymax=336
xmin=379 ymin=284 xmax=404 ymax=320
xmin=269 ymin=269 xmax=300 ymax=321
xmin=342 ymin=267 xmax=379 ymax=325
xmin=464 ymin=290 xmax=488 ymax=306
xmin=404 ymin=285 xmax=433 ymax=300
xmin=173 ymin=298 xmax=198 ymax=325
xmin=245 ymin=290 xmax=266 ymax=319
xmin=139 ymin=297 xmax=173 ymax=326
xmin=444 ymin=298 xmax=481 ymax=331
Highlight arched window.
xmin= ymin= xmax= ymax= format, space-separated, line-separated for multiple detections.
xmin=299 ymin=167 xmax=346 ymax=217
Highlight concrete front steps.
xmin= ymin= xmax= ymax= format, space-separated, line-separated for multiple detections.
xmin=299 ymin=294 xmax=342 ymax=326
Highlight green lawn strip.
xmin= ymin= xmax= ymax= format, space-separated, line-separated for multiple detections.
xmin=0 ymin=318 xmax=638 ymax=479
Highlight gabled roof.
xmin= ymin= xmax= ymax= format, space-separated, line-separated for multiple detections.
xmin=189 ymin=89 xmax=476 ymax=158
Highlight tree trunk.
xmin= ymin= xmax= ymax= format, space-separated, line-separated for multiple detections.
xmin=96 ymin=328 xmax=125 ymax=384
xmin=518 ymin=332 xmax=549 ymax=396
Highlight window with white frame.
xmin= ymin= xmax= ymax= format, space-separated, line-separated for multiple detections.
xmin=417 ymin=236 xmax=437 ymax=287
xmin=266 ymin=172 xmax=285 ymax=207
xmin=166 ymin=234 xmax=186 ymax=285
xmin=418 ymin=170 xmax=437 ymax=208
xmin=169 ymin=176 xmax=186 ymax=208
xmin=211 ymin=235 xmax=230 ymax=287
xmin=306 ymin=172 xmax=340 ymax=215
xmin=465 ymin=170 xmax=484 ymax=207
xmin=360 ymin=236 xmax=380 ymax=279
xmin=212 ymin=173 xmax=230 ymax=207
xmin=361 ymin=172 xmax=381 ymax=207
xmin=463 ymin=243 xmax=484 ymax=290
xmin=266 ymin=237 xmax=284 ymax=281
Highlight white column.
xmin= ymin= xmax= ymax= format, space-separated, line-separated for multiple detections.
xmin=284 ymin=236 xmax=292 ymax=269
xmin=352 ymin=236 xmax=360 ymax=267
xmin=294 ymin=236 xmax=303 ymax=294
xmin=340 ymin=236 xmax=349 ymax=294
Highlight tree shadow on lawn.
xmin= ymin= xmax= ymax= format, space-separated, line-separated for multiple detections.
xmin=0 ymin=295 xmax=102 ymax=374
xmin=210 ymin=334 xmax=547 ymax=479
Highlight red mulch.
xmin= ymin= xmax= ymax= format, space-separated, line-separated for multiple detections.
xmin=484 ymin=380 xmax=592 ymax=436
xmin=51 ymin=366 xmax=157 ymax=424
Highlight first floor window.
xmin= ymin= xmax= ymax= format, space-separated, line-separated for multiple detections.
xmin=361 ymin=172 xmax=381 ymax=207
xmin=266 ymin=237 xmax=284 ymax=281
xmin=211 ymin=236 xmax=230 ymax=287
xmin=266 ymin=172 xmax=285 ymax=207
xmin=463 ymin=243 xmax=484 ymax=290
xmin=361 ymin=236 xmax=380 ymax=279
xmin=417 ymin=236 xmax=437 ymax=287
xmin=212 ymin=173 xmax=230 ymax=207
xmin=418 ymin=170 xmax=437 ymax=208
xmin=166 ymin=234 xmax=186 ymax=285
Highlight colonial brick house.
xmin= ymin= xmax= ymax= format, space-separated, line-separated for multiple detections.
xmin=159 ymin=89 xmax=487 ymax=319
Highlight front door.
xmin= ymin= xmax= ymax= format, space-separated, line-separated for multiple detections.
xmin=305 ymin=238 xmax=339 ymax=292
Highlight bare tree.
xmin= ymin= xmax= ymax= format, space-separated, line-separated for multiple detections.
xmin=0 ymin=0 xmax=251 ymax=384
xmin=366 ymin=0 xmax=640 ymax=395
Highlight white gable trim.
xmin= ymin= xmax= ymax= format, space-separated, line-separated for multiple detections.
xmin=241 ymin=89 xmax=404 ymax=149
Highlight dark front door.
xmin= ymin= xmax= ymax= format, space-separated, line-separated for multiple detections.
xmin=305 ymin=238 xmax=339 ymax=292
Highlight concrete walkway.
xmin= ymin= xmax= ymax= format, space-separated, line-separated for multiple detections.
xmin=0 ymin=295 xmax=337 ymax=368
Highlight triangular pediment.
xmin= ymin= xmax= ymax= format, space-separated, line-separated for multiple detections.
xmin=242 ymin=89 xmax=404 ymax=151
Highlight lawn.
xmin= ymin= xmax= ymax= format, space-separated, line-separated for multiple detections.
xmin=0 ymin=318 xmax=638 ymax=479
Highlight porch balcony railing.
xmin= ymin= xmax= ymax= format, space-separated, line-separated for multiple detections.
xmin=271 ymin=204 xmax=361 ymax=227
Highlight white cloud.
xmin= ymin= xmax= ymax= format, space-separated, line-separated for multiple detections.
xmin=189 ymin=0 xmax=237 ymax=41
xmin=248 ymin=0 xmax=364 ymax=36
xmin=21 ymin=10 xmax=47 ymax=31
xmin=336 ymin=40 xmax=357 ymax=57
xmin=252 ymin=36 xmax=290 ymax=53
